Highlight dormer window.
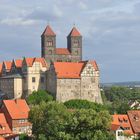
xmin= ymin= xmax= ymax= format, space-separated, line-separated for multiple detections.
xmin=47 ymin=40 xmax=53 ymax=46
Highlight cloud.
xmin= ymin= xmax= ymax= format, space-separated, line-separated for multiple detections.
xmin=0 ymin=18 xmax=36 ymax=26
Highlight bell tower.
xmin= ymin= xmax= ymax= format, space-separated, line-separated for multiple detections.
xmin=67 ymin=26 xmax=82 ymax=61
xmin=41 ymin=25 xmax=56 ymax=63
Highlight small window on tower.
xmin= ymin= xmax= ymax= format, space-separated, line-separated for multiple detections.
xmin=47 ymin=40 xmax=53 ymax=46
xmin=75 ymin=50 xmax=79 ymax=55
xmin=73 ymin=40 xmax=79 ymax=47
xmin=49 ymin=50 xmax=52 ymax=54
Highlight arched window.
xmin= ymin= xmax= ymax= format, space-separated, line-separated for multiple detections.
xmin=73 ymin=40 xmax=79 ymax=47
xmin=47 ymin=40 xmax=53 ymax=46
xmin=49 ymin=50 xmax=52 ymax=54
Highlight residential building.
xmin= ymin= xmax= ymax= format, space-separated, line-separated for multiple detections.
xmin=0 ymin=113 xmax=19 ymax=140
xmin=47 ymin=60 xmax=102 ymax=103
xmin=111 ymin=114 xmax=134 ymax=140
xmin=0 ymin=57 xmax=47 ymax=99
xmin=0 ymin=99 xmax=32 ymax=136
xmin=127 ymin=110 xmax=140 ymax=136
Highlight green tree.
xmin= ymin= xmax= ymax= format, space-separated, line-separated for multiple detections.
xmin=66 ymin=109 xmax=114 ymax=140
xmin=64 ymin=99 xmax=107 ymax=112
xmin=19 ymin=134 xmax=29 ymax=140
xmin=29 ymin=101 xmax=114 ymax=140
xmin=27 ymin=90 xmax=53 ymax=105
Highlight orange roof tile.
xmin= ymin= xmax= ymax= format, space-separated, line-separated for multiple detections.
xmin=42 ymin=25 xmax=56 ymax=36
xmin=54 ymin=62 xmax=85 ymax=78
xmin=68 ymin=27 xmax=81 ymax=37
xmin=34 ymin=57 xmax=47 ymax=67
xmin=3 ymin=99 xmax=30 ymax=119
xmin=0 ymin=137 xmax=5 ymax=140
xmin=56 ymin=48 xmax=70 ymax=55
xmin=0 ymin=113 xmax=12 ymax=135
xmin=111 ymin=114 xmax=134 ymax=135
xmin=15 ymin=59 xmax=23 ymax=68
xmin=4 ymin=61 xmax=12 ymax=72
xmin=127 ymin=110 xmax=140 ymax=134
xmin=0 ymin=63 xmax=2 ymax=75
xmin=25 ymin=57 xmax=47 ymax=67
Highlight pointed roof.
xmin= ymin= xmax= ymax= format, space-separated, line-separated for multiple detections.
xmin=68 ymin=27 xmax=81 ymax=37
xmin=2 ymin=99 xmax=30 ymax=119
xmin=42 ymin=25 xmax=56 ymax=36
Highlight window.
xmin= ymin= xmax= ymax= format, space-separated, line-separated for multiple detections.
xmin=49 ymin=50 xmax=52 ymax=55
xmin=41 ymin=77 xmax=45 ymax=83
xmin=47 ymin=40 xmax=53 ymax=46
xmin=75 ymin=50 xmax=79 ymax=55
xmin=73 ymin=40 xmax=79 ymax=47
xmin=32 ymin=77 xmax=36 ymax=83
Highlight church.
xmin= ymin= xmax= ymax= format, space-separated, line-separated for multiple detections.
xmin=0 ymin=25 xmax=102 ymax=103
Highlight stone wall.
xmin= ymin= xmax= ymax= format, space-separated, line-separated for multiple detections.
xmin=47 ymin=62 xmax=103 ymax=103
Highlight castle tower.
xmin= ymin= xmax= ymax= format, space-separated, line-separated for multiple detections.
xmin=41 ymin=25 xmax=56 ymax=63
xmin=67 ymin=26 xmax=82 ymax=61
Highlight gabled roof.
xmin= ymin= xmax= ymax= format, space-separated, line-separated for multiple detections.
xmin=42 ymin=25 xmax=56 ymax=36
xmin=53 ymin=60 xmax=99 ymax=79
xmin=111 ymin=114 xmax=134 ymax=135
xmin=0 ymin=63 xmax=2 ymax=75
xmin=127 ymin=110 xmax=140 ymax=133
xmin=56 ymin=48 xmax=70 ymax=55
xmin=0 ymin=113 xmax=12 ymax=135
xmin=24 ymin=57 xmax=47 ymax=67
xmin=2 ymin=99 xmax=30 ymax=119
xmin=68 ymin=27 xmax=81 ymax=37
xmin=54 ymin=62 xmax=85 ymax=78
xmin=3 ymin=61 xmax=12 ymax=72
xmin=14 ymin=59 xmax=23 ymax=68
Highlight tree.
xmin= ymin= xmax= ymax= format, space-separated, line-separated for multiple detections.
xmin=64 ymin=99 xmax=107 ymax=112
xmin=27 ymin=90 xmax=53 ymax=105
xmin=29 ymin=101 xmax=114 ymax=140
xmin=66 ymin=109 xmax=114 ymax=140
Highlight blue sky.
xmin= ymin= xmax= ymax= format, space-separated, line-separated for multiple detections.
xmin=0 ymin=0 xmax=140 ymax=82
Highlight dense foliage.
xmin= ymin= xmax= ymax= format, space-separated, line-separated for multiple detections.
xmin=102 ymin=86 xmax=140 ymax=114
xmin=104 ymin=86 xmax=140 ymax=102
xmin=29 ymin=101 xmax=114 ymax=140
xmin=27 ymin=90 xmax=53 ymax=105
xmin=64 ymin=99 xmax=107 ymax=112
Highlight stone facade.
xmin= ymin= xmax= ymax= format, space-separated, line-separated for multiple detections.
xmin=47 ymin=61 xmax=102 ymax=103
xmin=41 ymin=25 xmax=82 ymax=64
xmin=0 ymin=58 xmax=47 ymax=99
xmin=0 ymin=25 xmax=103 ymax=104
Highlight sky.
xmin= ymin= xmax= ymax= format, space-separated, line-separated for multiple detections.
xmin=0 ymin=0 xmax=140 ymax=83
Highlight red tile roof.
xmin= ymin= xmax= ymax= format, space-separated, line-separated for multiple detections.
xmin=14 ymin=59 xmax=23 ymax=68
xmin=3 ymin=99 xmax=30 ymax=119
xmin=4 ymin=61 xmax=12 ymax=72
xmin=0 ymin=63 xmax=2 ymax=75
xmin=42 ymin=25 xmax=56 ymax=36
xmin=68 ymin=27 xmax=81 ymax=36
xmin=111 ymin=124 xmax=120 ymax=131
xmin=112 ymin=114 xmax=134 ymax=135
xmin=54 ymin=62 xmax=85 ymax=78
xmin=127 ymin=110 xmax=140 ymax=134
xmin=0 ymin=137 xmax=5 ymax=140
xmin=25 ymin=57 xmax=47 ymax=67
xmin=53 ymin=61 xmax=99 ymax=79
xmin=0 ymin=113 xmax=12 ymax=135
xmin=56 ymin=48 xmax=70 ymax=55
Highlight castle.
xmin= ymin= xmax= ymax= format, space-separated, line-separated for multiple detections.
xmin=0 ymin=25 xmax=102 ymax=103
xmin=41 ymin=25 xmax=82 ymax=64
